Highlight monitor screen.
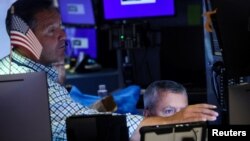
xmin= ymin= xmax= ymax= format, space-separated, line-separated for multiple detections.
xmin=58 ymin=0 xmax=95 ymax=25
xmin=103 ymin=0 xmax=175 ymax=20
xmin=65 ymin=27 xmax=97 ymax=59
xmin=0 ymin=72 xmax=52 ymax=141
xmin=228 ymin=84 xmax=250 ymax=125
xmin=210 ymin=0 xmax=250 ymax=77
xmin=140 ymin=122 xmax=206 ymax=141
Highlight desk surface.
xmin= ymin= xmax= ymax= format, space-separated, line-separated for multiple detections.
xmin=66 ymin=69 xmax=119 ymax=79
xmin=66 ymin=69 xmax=121 ymax=94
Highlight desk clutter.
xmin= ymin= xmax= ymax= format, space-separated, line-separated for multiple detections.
xmin=69 ymin=85 xmax=141 ymax=114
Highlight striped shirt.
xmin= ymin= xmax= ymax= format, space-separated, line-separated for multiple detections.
xmin=0 ymin=51 xmax=143 ymax=141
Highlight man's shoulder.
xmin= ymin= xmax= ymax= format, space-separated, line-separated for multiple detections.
xmin=0 ymin=56 xmax=32 ymax=75
xmin=0 ymin=56 xmax=10 ymax=75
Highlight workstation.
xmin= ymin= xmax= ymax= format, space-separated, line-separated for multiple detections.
xmin=0 ymin=0 xmax=250 ymax=141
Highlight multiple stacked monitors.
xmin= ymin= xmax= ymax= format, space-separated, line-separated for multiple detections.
xmin=103 ymin=0 xmax=175 ymax=20
xmin=58 ymin=0 xmax=97 ymax=60
xmin=58 ymin=0 xmax=95 ymax=25
xmin=65 ymin=28 xmax=97 ymax=59
xmin=59 ymin=0 xmax=176 ymax=62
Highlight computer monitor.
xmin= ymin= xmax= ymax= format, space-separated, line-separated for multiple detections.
xmin=228 ymin=84 xmax=250 ymax=125
xmin=66 ymin=114 xmax=128 ymax=141
xmin=58 ymin=0 xmax=95 ymax=25
xmin=0 ymin=72 xmax=52 ymax=141
xmin=103 ymin=0 xmax=175 ymax=20
xmin=65 ymin=27 xmax=97 ymax=59
xmin=210 ymin=0 xmax=250 ymax=77
xmin=140 ymin=122 xmax=206 ymax=141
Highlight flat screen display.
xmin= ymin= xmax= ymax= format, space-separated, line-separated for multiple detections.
xmin=210 ymin=0 xmax=250 ymax=77
xmin=103 ymin=0 xmax=175 ymax=20
xmin=58 ymin=0 xmax=95 ymax=25
xmin=65 ymin=27 xmax=97 ymax=59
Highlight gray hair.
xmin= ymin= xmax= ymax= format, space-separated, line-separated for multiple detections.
xmin=143 ymin=80 xmax=187 ymax=110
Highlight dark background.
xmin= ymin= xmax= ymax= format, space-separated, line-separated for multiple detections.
xmin=94 ymin=0 xmax=206 ymax=90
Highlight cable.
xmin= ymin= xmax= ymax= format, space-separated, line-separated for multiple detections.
xmin=192 ymin=128 xmax=198 ymax=141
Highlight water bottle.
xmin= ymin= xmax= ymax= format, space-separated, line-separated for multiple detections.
xmin=97 ymin=84 xmax=108 ymax=98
